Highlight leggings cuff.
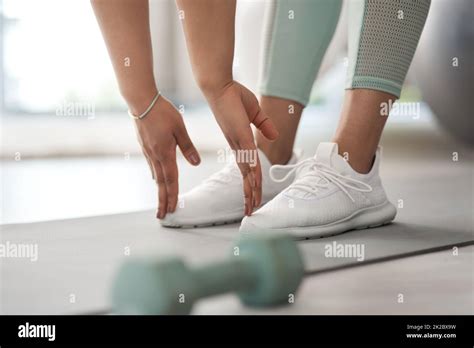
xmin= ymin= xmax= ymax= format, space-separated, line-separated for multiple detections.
xmin=346 ymin=76 xmax=401 ymax=98
xmin=258 ymin=86 xmax=309 ymax=107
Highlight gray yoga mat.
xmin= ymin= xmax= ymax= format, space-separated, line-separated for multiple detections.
xmin=1 ymin=210 xmax=472 ymax=314
xmin=299 ymin=222 xmax=473 ymax=274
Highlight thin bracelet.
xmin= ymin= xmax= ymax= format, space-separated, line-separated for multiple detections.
xmin=128 ymin=91 xmax=161 ymax=120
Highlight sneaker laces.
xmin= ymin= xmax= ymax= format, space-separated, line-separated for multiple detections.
xmin=269 ymin=158 xmax=372 ymax=202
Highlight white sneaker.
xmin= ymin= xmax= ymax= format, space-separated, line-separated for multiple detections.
xmin=160 ymin=150 xmax=298 ymax=228
xmin=240 ymin=142 xmax=397 ymax=239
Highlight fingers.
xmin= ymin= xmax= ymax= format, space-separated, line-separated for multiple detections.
xmin=153 ymin=162 xmax=168 ymax=219
xmin=151 ymin=155 xmax=180 ymax=219
xmin=252 ymin=155 xmax=262 ymax=208
xmin=243 ymin=171 xmax=253 ymax=216
xmin=233 ymin=136 xmax=262 ymax=216
xmin=236 ymin=156 xmax=262 ymax=216
xmin=234 ymin=159 xmax=253 ymax=216
xmin=175 ymin=123 xmax=201 ymax=166
xmin=143 ymin=151 xmax=155 ymax=180
xmin=160 ymin=151 xmax=179 ymax=214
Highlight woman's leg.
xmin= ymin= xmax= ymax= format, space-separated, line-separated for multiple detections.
xmin=257 ymin=0 xmax=342 ymax=165
xmin=336 ymin=0 xmax=431 ymax=173
xmin=240 ymin=0 xmax=431 ymax=237
xmin=333 ymin=89 xmax=395 ymax=173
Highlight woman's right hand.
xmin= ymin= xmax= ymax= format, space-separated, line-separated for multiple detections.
xmin=205 ymin=81 xmax=279 ymax=216
xmin=132 ymin=95 xmax=201 ymax=219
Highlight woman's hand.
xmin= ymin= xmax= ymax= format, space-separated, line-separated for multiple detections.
xmin=206 ymin=81 xmax=279 ymax=216
xmin=92 ymin=0 xmax=199 ymax=219
xmin=176 ymin=1 xmax=278 ymax=215
xmin=134 ymin=95 xmax=201 ymax=219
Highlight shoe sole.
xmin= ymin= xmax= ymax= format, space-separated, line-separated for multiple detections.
xmin=160 ymin=197 xmax=275 ymax=229
xmin=161 ymin=217 xmax=243 ymax=229
xmin=240 ymin=201 xmax=397 ymax=240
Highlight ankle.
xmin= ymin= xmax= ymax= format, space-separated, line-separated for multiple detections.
xmin=333 ymin=140 xmax=375 ymax=174
xmin=257 ymin=141 xmax=293 ymax=165
xmin=346 ymin=156 xmax=374 ymax=174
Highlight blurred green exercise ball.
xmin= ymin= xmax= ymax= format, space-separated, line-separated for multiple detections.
xmin=413 ymin=0 xmax=474 ymax=146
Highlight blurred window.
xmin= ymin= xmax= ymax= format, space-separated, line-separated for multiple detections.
xmin=1 ymin=0 xmax=125 ymax=114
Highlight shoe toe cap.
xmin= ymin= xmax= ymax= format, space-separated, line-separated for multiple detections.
xmin=159 ymin=211 xmax=184 ymax=227
xmin=239 ymin=210 xmax=278 ymax=233
xmin=239 ymin=216 xmax=260 ymax=233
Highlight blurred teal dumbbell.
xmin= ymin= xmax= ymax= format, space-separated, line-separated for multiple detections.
xmin=112 ymin=234 xmax=304 ymax=314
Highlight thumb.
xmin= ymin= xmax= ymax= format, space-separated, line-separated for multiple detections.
xmin=238 ymin=82 xmax=279 ymax=141
xmin=251 ymin=107 xmax=279 ymax=141
xmin=175 ymin=127 xmax=201 ymax=166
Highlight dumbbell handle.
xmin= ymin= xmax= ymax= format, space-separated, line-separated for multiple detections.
xmin=191 ymin=258 xmax=258 ymax=299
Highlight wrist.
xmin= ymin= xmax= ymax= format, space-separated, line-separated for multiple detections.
xmin=121 ymin=85 xmax=159 ymax=116
xmin=197 ymin=76 xmax=234 ymax=102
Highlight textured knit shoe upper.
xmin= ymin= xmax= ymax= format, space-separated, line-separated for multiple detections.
xmin=240 ymin=142 xmax=395 ymax=235
xmin=160 ymin=150 xmax=298 ymax=227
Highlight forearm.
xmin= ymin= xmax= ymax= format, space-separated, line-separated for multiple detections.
xmin=176 ymin=0 xmax=236 ymax=99
xmin=91 ymin=0 xmax=157 ymax=114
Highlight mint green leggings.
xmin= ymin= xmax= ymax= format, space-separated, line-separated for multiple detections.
xmin=259 ymin=0 xmax=431 ymax=105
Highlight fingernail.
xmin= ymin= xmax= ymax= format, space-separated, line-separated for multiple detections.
xmin=190 ymin=153 xmax=200 ymax=165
